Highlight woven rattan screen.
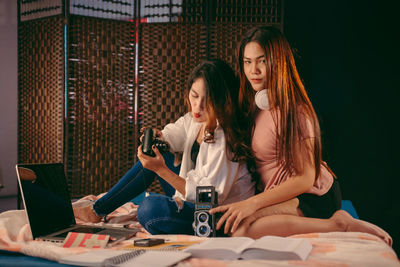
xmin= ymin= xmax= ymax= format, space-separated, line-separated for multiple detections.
xmin=18 ymin=17 xmax=65 ymax=164
xmin=66 ymin=16 xmax=136 ymax=197
xmin=139 ymin=23 xmax=207 ymax=129
xmin=18 ymin=0 xmax=283 ymax=197
xmin=213 ymin=0 xmax=282 ymax=24
xmin=138 ymin=23 xmax=207 ymax=192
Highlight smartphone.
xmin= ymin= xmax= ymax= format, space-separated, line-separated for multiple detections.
xmin=134 ymin=238 xmax=165 ymax=247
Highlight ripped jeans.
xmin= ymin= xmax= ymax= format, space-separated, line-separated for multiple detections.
xmin=93 ymin=152 xmax=179 ymax=218
xmin=137 ymin=195 xmax=195 ymax=235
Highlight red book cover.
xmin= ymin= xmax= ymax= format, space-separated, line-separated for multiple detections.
xmin=63 ymin=232 xmax=110 ymax=249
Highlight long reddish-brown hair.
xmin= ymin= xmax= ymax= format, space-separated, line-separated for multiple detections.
xmin=186 ymin=60 xmax=254 ymax=170
xmin=237 ymin=26 xmax=335 ymax=180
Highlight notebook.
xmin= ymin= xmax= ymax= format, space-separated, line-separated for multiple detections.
xmin=59 ymin=249 xmax=192 ymax=267
xmin=16 ymin=163 xmax=139 ymax=243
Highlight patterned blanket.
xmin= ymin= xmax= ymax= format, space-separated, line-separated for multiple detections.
xmin=1 ymin=194 xmax=399 ymax=267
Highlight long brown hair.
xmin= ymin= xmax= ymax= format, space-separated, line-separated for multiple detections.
xmin=237 ymin=26 xmax=335 ymax=180
xmin=186 ymin=60 xmax=255 ymax=172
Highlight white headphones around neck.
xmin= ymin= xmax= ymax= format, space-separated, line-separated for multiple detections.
xmin=255 ymin=89 xmax=270 ymax=110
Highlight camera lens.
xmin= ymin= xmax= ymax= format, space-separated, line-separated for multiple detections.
xmin=198 ymin=212 xmax=208 ymax=223
xmin=198 ymin=225 xmax=209 ymax=236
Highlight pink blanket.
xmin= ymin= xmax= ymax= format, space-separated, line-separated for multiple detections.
xmin=1 ymin=195 xmax=399 ymax=266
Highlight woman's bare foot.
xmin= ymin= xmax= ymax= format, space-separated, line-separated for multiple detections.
xmin=332 ymin=210 xmax=392 ymax=246
xmin=73 ymin=204 xmax=102 ymax=223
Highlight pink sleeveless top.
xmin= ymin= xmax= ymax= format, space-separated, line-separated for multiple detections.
xmin=252 ymin=108 xmax=333 ymax=196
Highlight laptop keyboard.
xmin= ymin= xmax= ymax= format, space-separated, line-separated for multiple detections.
xmin=53 ymin=227 xmax=105 ymax=238
xmin=72 ymin=227 xmax=105 ymax=234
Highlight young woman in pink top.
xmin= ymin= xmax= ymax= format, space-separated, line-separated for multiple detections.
xmin=210 ymin=26 xmax=392 ymax=245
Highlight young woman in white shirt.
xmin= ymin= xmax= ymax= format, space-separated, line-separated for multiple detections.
xmin=74 ymin=59 xmax=255 ymax=235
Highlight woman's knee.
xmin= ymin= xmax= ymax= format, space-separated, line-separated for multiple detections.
xmin=138 ymin=196 xmax=160 ymax=222
xmin=231 ymin=226 xmax=247 ymax=237
xmin=137 ymin=195 xmax=173 ymax=227
xmin=137 ymin=195 xmax=194 ymax=235
xmin=262 ymin=198 xmax=300 ymax=216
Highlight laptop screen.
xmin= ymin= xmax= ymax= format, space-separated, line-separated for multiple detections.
xmin=16 ymin=163 xmax=76 ymax=239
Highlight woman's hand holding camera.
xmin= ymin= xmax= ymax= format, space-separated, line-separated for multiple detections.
xmin=137 ymin=144 xmax=167 ymax=174
xmin=139 ymin=127 xmax=162 ymax=142
xmin=210 ymin=198 xmax=258 ymax=234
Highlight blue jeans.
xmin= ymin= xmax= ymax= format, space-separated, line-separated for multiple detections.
xmin=137 ymin=195 xmax=195 ymax=235
xmin=93 ymin=152 xmax=179 ymax=217
xmin=93 ymin=152 xmax=196 ymax=235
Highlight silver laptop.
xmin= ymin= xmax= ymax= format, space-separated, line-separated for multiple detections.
xmin=16 ymin=163 xmax=138 ymax=243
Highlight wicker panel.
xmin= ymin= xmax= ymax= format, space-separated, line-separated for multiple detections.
xmin=209 ymin=22 xmax=269 ymax=72
xmin=140 ymin=0 xmax=183 ymax=23
xmin=209 ymin=0 xmax=283 ymax=71
xmin=69 ymin=0 xmax=135 ymax=21
xmin=139 ymin=23 xmax=207 ymax=129
xmin=139 ymin=23 xmax=207 ymax=192
xmin=214 ymin=0 xmax=282 ymax=24
xmin=180 ymin=0 xmax=282 ymax=25
xmin=17 ymin=1 xmax=283 ymax=198
xmin=18 ymin=16 xmax=65 ymax=164
xmin=180 ymin=0 xmax=206 ymax=23
xmin=19 ymin=0 xmax=63 ymax=22
xmin=66 ymin=16 xmax=136 ymax=197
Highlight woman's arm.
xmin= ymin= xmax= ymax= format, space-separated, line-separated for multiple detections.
xmin=161 ymin=113 xmax=191 ymax=152
xmin=138 ymin=145 xmax=186 ymax=195
xmin=211 ymin=138 xmax=316 ymax=234
xmin=251 ymin=159 xmax=315 ymax=211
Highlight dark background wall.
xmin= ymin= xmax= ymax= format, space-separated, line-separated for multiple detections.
xmin=284 ymin=0 xmax=400 ymax=254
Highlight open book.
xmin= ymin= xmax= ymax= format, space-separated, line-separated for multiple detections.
xmin=183 ymin=236 xmax=312 ymax=261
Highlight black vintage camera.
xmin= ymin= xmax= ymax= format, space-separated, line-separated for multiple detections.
xmin=193 ymin=186 xmax=218 ymax=237
xmin=142 ymin=128 xmax=170 ymax=157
